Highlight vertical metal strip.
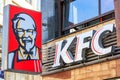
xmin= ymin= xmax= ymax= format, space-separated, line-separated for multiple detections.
xmin=2 ymin=5 xmax=10 ymax=70
xmin=98 ymin=0 xmax=101 ymax=15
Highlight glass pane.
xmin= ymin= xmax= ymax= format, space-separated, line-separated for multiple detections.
xmin=68 ymin=0 xmax=98 ymax=26
xmin=42 ymin=0 xmax=57 ymax=43
xmin=101 ymin=0 xmax=114 ymax=14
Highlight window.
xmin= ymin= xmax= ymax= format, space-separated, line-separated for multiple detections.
xmin=42 ymin=0 xmax=57 ymax=43
xmin=68 ymin=0 xmax=98 ymax=27
xmin=101 ymin=0 xmax=114 ymax=14
xmin=42 ymin=0 xmax=115 ymax=43
xmin=63 ymin=0 xmax=115 ymax=30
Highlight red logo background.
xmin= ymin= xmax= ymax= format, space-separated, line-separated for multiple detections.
xmin=8 ymin=5 xmax=42 ymax=52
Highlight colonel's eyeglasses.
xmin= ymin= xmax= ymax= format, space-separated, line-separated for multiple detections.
xmin=16 ymin=28 xmax=35 ymax=34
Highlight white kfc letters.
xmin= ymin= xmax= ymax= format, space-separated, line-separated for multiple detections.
xmin=53 ymin=24 xmax=115 ymax=67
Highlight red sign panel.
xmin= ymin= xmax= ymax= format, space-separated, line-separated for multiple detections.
xmin=6 ymin=5 xmax=42 ymax=73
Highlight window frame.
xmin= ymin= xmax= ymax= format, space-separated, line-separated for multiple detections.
xmin=60 ymin=0 xmax=114 ymax=35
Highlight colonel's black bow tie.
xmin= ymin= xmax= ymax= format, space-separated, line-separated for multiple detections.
xmin=23 ymin=51 xmax=33 ymax=60
xmin=23 ymin=51 xmax=33 ymax=55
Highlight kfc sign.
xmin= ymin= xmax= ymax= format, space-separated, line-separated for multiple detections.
xmin=53 ymin=24 xmax=115 ymax=67
xmin=2 ymin=5 xmax=42 ymax=73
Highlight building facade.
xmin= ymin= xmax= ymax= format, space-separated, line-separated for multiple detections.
xmin=2 ymin=0 xmax=120 ymax=80
xmin=42 ymin=0 xmax=120 ymax=80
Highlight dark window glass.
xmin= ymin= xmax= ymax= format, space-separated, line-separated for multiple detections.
xmin=67 ymin=0 xmax=98 ymax=27
xmin=101 ymin=0 xmax=114 ymax=14
xmin=42 ymin=0 xmax=57 ymax=43
xmin=41 ymin=0 xmax=115 ymax=42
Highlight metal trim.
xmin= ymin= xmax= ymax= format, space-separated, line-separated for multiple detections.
xmin=2 ymin=5 xmax=10 ymax=70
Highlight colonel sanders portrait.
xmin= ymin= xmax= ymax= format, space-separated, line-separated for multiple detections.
xmin=8 ymin=13 xmax=42 ymax=72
